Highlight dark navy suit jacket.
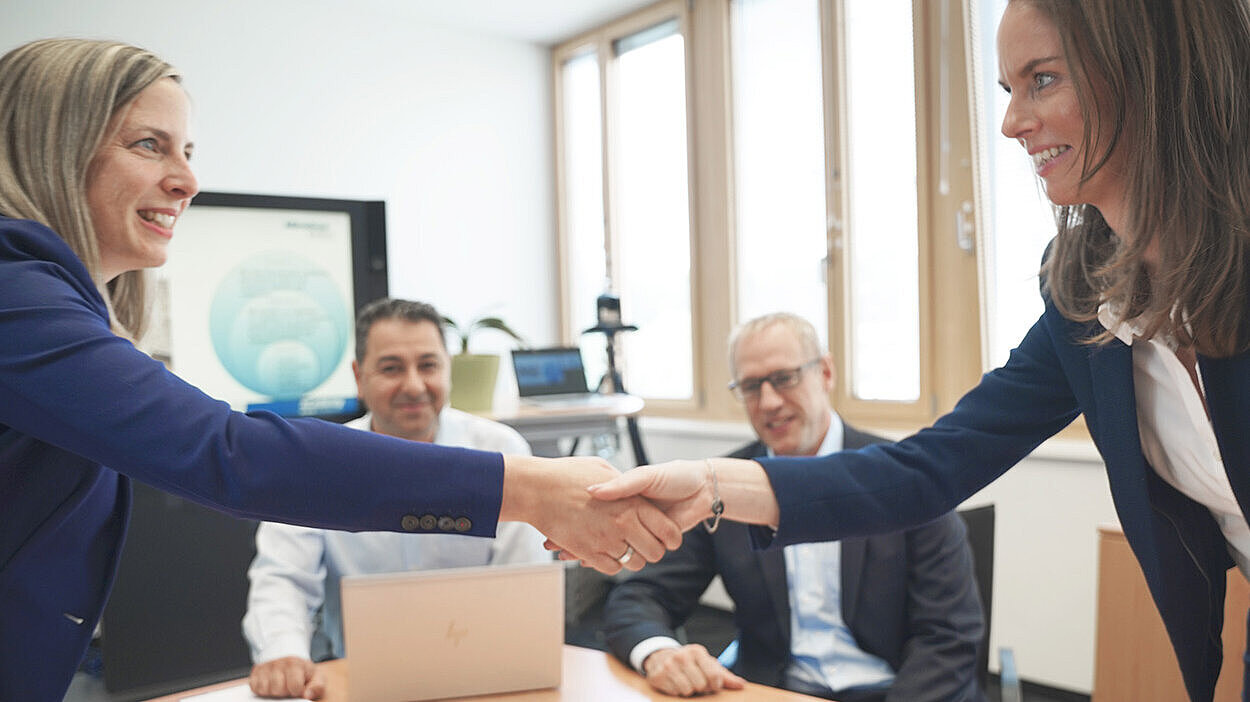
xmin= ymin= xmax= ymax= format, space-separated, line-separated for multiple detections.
xmin=756 ymin=300 xmax=1250 ymax=702
xmin=604 ymin=426 xmax=986 ymax=702
xmin=0 ymin=217 xmax=506 ymax=701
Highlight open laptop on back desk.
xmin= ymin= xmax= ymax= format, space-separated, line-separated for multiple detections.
xmin=511 ymin=347 xmax=619 ymax=409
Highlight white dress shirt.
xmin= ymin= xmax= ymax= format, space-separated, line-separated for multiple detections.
xmin=630 ymin=411 xmax=895 ymax=694
xmin=1099 ymin=306 xmax=1250 ymax=577
xmin=242 ymin=409 xmax=551 ymax=663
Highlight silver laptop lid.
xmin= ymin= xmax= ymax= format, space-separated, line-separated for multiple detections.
xmin=341 ymin=562 xmax=564 ymax=702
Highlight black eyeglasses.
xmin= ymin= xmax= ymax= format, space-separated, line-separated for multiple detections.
xmin=728 ymin=359 xmax=821 ymax=400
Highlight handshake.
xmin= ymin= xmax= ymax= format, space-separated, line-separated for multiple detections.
xmin=499 ymin=455 xmax=779 ymax=574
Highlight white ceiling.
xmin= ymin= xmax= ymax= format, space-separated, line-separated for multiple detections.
xmin=389 ymin=0 xmax=660 ymax=45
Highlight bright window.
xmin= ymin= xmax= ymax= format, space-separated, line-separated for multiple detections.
xmin=554 ymin=0 xmax=983 ymax=427
xmin=558 ymin=50 xmax=610 ymax=388
xmin=730 ymin=0 xmax=829 ymax=346
xmin=843 ymin=0 xmax=921 ymax=401
xmin=612 ymin=21 xmax=693 ymax=400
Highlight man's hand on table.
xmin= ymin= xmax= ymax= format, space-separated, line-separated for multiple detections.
xmin=249 ymin=656 xmax=325 ymax=700
xmin=642 ymin=644 xmax=747 ymax=697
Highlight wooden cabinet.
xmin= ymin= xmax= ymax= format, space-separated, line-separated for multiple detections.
xmin=1093 ymin=526 xmax=1248 ymax=701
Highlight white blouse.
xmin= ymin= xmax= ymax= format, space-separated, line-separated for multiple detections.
xmin=1099 ymin=306 xmax=1250 ymax=578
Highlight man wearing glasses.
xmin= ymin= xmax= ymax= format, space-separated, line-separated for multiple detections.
xmin=603 ymin=312 xmax=985 ymax=702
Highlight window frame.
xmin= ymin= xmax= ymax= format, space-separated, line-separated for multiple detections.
xmin=553 ymin=0 xmax=707 ymax=415
xmin=827 ymin=0 xmax=984 ymax=429
xmin=553 ymin=0 xmax=989 ymax=432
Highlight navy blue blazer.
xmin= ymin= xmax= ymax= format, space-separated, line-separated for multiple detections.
xmin=756 ymin=300 xmax=1250 ymax=702
xmin=604 ymin=427 xmax=986 ymax=702
xmin=0 ymin=217 xmax=507 ymax=701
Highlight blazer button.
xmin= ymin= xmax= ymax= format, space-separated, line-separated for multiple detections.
xmin=438 ymin=516 xmax=456 ymax=531
xmin=454 ymin=517 xmax=472 ymax=532
xmin=401 ymin=515 xmax=421 ymax=532
xmin=419 ymin=514 xmax=438 ymax=530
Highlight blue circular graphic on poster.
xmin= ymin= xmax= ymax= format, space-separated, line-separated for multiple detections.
xmin=209 ymin=252 xmax=348 ymax=400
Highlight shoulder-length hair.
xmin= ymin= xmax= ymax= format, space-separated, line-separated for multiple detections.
xmin=0 ymin=38 xmax=180 ymax=338
xmin=1029 ymin=0 xmax=1250 ymax=357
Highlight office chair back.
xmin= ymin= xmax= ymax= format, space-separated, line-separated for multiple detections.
xmin=102 ymin=482 xmax=258 ymax=697
xmin=957 ymin=504 xmax=995 ymax=690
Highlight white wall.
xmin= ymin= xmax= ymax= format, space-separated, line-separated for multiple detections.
xmin=640 ymin=417 xmax=1117 ymax=695
xmin=0 ymin=0 xmax=558 ymax=347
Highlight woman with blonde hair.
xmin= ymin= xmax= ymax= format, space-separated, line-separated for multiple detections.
xmin=592 ymin=2 xmax=1250 ymax=699
xmin=0 ymin=38 xmax=678 ymax=700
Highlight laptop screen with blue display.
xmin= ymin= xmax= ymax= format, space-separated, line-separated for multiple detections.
xmin=511 ymin=347 xmax=590 ymax=397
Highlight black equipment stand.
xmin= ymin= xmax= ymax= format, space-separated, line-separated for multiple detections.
xmin=583 ymin=324 xmax=648 ymax=466
xmin=582 ymin=292 xmax=648 ymax=465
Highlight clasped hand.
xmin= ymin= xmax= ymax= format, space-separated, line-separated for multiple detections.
xmin=503 ymin=456 xmax=689 ymax=574
xmin=509 ymin=457 xmax=730 ymax=573
xmin=510 ymin=456 xmax=775 ymax=574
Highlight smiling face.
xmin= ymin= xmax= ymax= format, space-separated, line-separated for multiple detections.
xmin=732 ymin=322 xmax=834 ymax=457
xmin=353 ymin=317 xmax=451 ymax=443
xmin=86 ymin=77 xmax=198 ymax=281
xmin=997 ymin=1 xmax=1128 ymax=229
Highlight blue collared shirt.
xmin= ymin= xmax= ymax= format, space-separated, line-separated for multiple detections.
xmin=777 ymin=412 xmax=895 ymax=694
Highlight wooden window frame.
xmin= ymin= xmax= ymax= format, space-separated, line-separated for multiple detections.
xmin=553 ymin=0 xmax=993 ymax=433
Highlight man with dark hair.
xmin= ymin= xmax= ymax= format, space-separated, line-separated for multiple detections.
xmin=603 ymin=313 xmax=986 ymax=702
xmin=243 ymin=298 xmax=549 ymax=699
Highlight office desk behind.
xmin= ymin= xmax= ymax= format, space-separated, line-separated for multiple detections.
xmin=486 ymin=394 xmax=644 ymax=458
xmin=1093 ymin=525 xmax=1249 ymax=701
xmin=145 ymin=645 xmax=826 ymax=701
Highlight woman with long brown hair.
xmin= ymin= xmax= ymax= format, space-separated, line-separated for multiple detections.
xmin=592 ymin=2 xmax=1250 ymax=699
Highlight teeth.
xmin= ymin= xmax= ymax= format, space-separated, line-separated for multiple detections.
xmin=1032 ymin=146 xmax=1070 ymax=169
xmin=138 ymin=210 xmax=175 ymax=228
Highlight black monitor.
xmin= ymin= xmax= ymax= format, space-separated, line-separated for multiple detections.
xmin=146 ymin=191 xmax=387 ymax=421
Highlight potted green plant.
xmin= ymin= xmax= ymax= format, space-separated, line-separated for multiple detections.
xmin=441 ymin=315 xmax=526 ymax=413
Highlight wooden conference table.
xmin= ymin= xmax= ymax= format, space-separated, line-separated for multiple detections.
xmin=145 ymin=645 xmax=827 ymax=701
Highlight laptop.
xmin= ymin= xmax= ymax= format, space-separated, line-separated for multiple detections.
xmin=511 ymin=347 xmax=617 ymax=408
xmin=340 ymin=562 xmax=564 ymax=702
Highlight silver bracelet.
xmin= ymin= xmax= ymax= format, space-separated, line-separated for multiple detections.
xmin=702 ymin=459 xmax=725 ymax=533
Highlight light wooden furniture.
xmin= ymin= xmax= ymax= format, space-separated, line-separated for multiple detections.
xmin=1093 ymin=525 xmax=1249 ymax=701
xmin=144 ymin=644 xmax=827 ymax=701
